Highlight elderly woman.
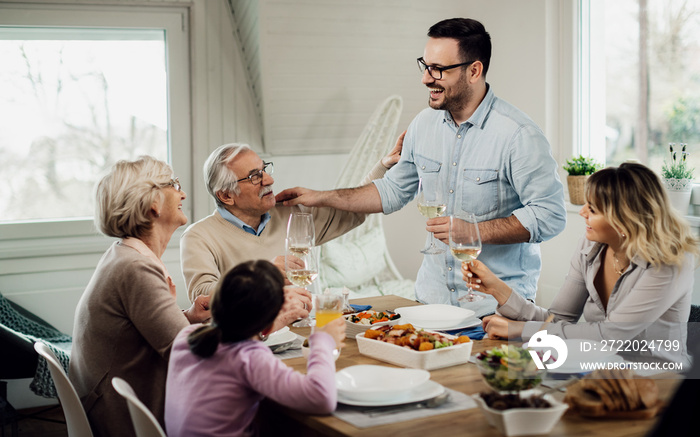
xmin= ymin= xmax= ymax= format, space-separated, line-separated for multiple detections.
xmin=464 ymin=162 xmax=698 ymax=365
xmin=69 ymin=156 xmax=211 ymax=437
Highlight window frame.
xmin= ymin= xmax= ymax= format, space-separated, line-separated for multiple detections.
xmin=0 ymin=2 xmax=191 ymax=241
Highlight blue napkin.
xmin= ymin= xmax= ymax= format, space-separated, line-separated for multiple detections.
xmin=350 ymin=304 xmax=371 ymax=312
xmin=444 ymin=325 xmax=486 ymax=340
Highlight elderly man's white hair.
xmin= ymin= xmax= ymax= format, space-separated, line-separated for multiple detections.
xmin=204 ymin=143 xmax=253 ymax=207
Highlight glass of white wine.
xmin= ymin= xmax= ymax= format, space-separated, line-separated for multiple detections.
xmin=449 ymin=213 xmax=484 ymax=302
xmin=286 ymin=240 xmax=320 ymax=327
xmin=416 ymin=177 xmax=446 ymax=254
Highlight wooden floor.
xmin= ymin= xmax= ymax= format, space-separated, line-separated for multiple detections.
xmin=2 ymin=405 xmax=68 ymax=437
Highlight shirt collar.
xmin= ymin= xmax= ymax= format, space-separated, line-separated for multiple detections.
xmin=583 ymin=241 xmax=650 ymax=271
xmin=217 ymin=206 xmax=271 ymax=236
xmin=441 ymin=83 xmax=494 ymax=129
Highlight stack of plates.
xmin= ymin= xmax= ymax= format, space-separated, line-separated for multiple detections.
xmin=395 ymin=304 xmax=479 ymax=331
xmin=335 ymin=365 xmax=444 ymax=406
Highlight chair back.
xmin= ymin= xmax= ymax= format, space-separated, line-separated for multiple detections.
xmin=33 ymin=342 xmax=93 ymax=437
xmin=112 ymin=377 xmax=166 ymax=437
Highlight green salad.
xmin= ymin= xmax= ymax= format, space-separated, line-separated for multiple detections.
xmin=475 ymin=345 xmax=543 ymax=392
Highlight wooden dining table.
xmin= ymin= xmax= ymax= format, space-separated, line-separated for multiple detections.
xmin=259 ymin=295 xmax=682 ymax=437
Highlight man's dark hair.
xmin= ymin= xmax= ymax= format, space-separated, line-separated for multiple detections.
xmin=428 ymin=18 xmax=491 ymax=77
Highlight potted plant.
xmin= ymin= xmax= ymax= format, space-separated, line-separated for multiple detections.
xmin=661 ymin=143 xmax=694 ymax=214
xmin=563 ymin=155 xmax=603 ymax=205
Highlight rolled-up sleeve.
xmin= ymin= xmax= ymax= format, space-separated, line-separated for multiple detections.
xmin=373 ymin=132 xmax=420 ymax=214
xmin=508 ymin=126 xmax=566 ymax=244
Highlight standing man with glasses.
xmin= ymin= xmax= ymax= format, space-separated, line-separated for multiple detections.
xmin=180 ymin=142 xmax=401 ymax=326
xmin=277 ymin=18 xmax=566 ymax=317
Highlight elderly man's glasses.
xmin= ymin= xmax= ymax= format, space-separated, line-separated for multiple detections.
xmin=236 ymin=161 xmax=274 ymax=185
xmin=417 ymin=57 xmax=475 ymax=80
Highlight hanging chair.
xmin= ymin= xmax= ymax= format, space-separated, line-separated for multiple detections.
xmin=318 ymin=95 xmax=415 ymax=299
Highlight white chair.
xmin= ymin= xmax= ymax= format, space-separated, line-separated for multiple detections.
xmin=318 ymin=95 xmax=415 ymax=299
xmin=33 ymin=342 xmax=93 ymax=437
xmin=111 ymin=377 xmax=166 ymax=437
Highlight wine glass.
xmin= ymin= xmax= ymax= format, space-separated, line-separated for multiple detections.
xmin=416 ymin=177 xmax=446 ymax=254
xmin=286 ymin=241 xmax=320 ymax=327
xmin=449 ymin=213 xmax=484 ymax=302
xmin=287 ymin=211 xmax=315 ymax=250
xmin=313 ymin=293 xmax=344 ymax=358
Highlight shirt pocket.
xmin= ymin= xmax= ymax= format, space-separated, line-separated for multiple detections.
xmin=415 ymin=154 xmax=442 ymax=175
xmin=462 ymin=169 xmax=499 ymax=216
xmin=415 ymin=155 xmax=443 ymax=200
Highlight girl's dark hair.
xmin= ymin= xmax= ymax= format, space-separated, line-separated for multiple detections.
xmin=187 ymin=260 xmax=285 ymax=358
xmin=428 ymin=18 xmax=492 ymax=77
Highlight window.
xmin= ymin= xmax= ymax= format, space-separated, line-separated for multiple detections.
xmin=580 ymin=0 xmax=700 ymax=177
xmin=0 ymin=4 xmax=190 ymax=234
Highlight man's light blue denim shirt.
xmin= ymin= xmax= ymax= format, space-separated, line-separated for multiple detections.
xmin=217 ymin=206 xmax=271 ymax=236
xmin=373 ymin=86 xmax=566 ymax=317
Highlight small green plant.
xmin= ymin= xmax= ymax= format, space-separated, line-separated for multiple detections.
xmin=661 ymin=143 xmax=694 ymax=179
xmin=563 ymin=155 xmax=602 ymax=176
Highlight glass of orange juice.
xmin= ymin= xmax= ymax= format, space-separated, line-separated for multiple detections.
xmin=312 ymin=293 xmax=344 ymax=358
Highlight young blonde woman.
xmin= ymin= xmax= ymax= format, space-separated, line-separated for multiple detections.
xmin=463 ymin=162 xmax=698 ymax=365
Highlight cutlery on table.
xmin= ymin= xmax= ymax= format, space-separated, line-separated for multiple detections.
xmin=363 ymin=392 xmax=450 ymax=417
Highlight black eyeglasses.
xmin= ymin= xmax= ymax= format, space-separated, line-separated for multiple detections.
xmin=417 ymin=57 xmax=475 ymax=80
xmin=236 ymin=161 xmax=274 ymax=185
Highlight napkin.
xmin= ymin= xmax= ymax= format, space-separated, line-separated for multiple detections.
xmin=350 ymin=304 xmax=371 ymax=312
xmin=445 ymin=325 xmax=486 ymax=340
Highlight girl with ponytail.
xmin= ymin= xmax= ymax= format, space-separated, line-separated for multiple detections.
xmin=164 ymin=260 xmax=345 ymax=437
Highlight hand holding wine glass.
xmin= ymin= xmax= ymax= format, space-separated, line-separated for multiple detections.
xmin=416 ymin=177 xmax=446 ymax=254
xmin=449 ymin=213 xmax=483 ymax=302
xmin=285 ymin=241 xmax=319 ymax=327
xmin=286 ymin=212 xmax=318 ymax=327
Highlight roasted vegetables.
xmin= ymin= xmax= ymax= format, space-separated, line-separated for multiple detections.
xmin=363 ymin=323 xmax=469 ymax=352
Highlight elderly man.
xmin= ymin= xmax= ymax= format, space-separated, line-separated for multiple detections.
xmin=277 ymin=18 xmax=566 ymax=318
xmin=181 ymin=140 xmax=400 ymax=324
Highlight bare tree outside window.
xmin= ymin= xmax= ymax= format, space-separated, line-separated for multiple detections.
xmin=0 ymin=30 xmax=168 ymax=223
xmin=604 ymin=0 xmax=700 ymax=177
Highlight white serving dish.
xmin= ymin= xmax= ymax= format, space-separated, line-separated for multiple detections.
xmin=344 ymin=312 xmax=401 ymax=338
xmin=395 ymin=304 xmax=475 ymax=329
xmin=335 ymin=365 xmax=430 ymax=402
xmin=472 ymin=392 xmax=568 ymax=436
xmin=355 ymin=331 xmax=473 ymax=370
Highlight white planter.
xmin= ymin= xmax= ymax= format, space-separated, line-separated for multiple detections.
xmin=664 ymin=178 xmax=693 ymax=215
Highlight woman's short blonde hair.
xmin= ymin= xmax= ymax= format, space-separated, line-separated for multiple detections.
xmin=95 ymin=156 xmax=174 ymax=239
xmin=585 ymin=162 xmax=699 ymax=267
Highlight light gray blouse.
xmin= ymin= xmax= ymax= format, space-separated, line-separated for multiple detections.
xmin=498 ymin=236 xmax=693 ymax=365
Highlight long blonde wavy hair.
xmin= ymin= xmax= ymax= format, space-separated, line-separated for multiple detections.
xmin=585 ymin=162 xmax=699 ymax=267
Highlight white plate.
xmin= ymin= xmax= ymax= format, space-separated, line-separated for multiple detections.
xmin=337 ymin=380 xmax=445 ymax=407
xmin=395 ymin=304 xmax=475 ymax=330
xmin=336 ymin=365 xmax=430 ymax=402
xmin=344 ymin=312 xmax=401 ymax=338
xmin=264 ymin=327 xmax=297 ymax=348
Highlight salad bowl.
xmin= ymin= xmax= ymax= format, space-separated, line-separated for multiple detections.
xmin=475 ymin=345 xmax=544 ymax=393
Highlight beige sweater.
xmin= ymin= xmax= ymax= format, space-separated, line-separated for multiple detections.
xmin=181 ymin=162 xmax=387 ymax=301
xmin=69 ymin=242 xmax=189 ymax=437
